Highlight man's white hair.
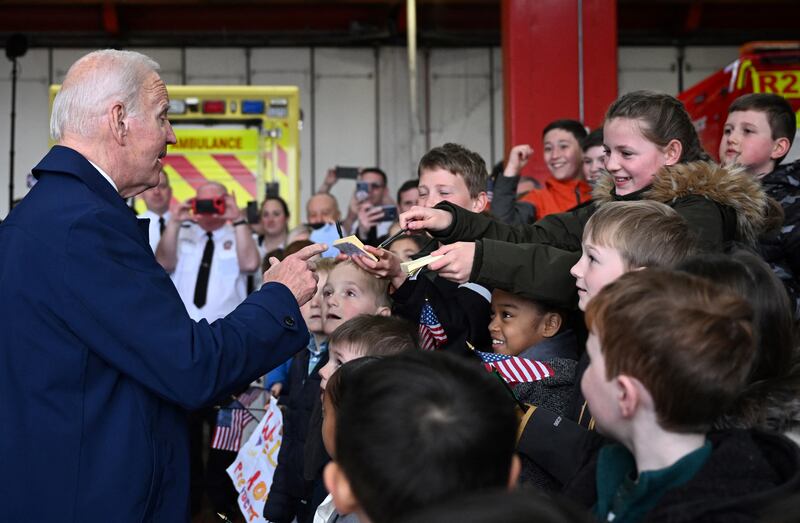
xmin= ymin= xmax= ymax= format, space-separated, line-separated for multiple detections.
xmin=50 ymin=49 xmax=160 ymax=141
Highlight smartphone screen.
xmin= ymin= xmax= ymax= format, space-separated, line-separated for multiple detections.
xmin=246 ymin=201 xmax=260 ymax=224
xmin=380 ymin=205 xmax=398 ymax=222
xmin=355 ymin=181 xmax=369 ymax=202
xmin=335 ymin=166 xmax=360 ymax=180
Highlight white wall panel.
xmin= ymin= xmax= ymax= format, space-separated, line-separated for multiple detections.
xmin=376 ymin=46 xmax=419 ymax=196
xmin=491 ymin=47 xmax=504 ymax=169
xmin=185 ymin=48 xmax=247 ymax=84
xmin=131 ymin=48 xmax=184 ymax=85
xmin=618 ymin=46 xmax=678 ymax=94
xmin=683 ymin=46 xmax=739 ymax=89
xmin=0 ymin=49 xmax=51 ymax=215
xmin=313 ymin=48 xmax=377 ymax=217
xmin=427 ymin=48 xmax=494 ymax=176
xmin=251 ymin=48 xmax=313 ymax=218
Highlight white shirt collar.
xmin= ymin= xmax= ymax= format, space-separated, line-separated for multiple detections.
xmin=87 ymin=160 xmax=119 ymax=193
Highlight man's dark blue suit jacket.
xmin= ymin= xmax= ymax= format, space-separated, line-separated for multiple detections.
xmin=0 ymin=146 xmax=308 ymax=521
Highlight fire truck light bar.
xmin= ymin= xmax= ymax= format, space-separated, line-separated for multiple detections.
xmin=202 ymin=100 xmax=226 ymax=114
xmin=242 ymin=100 xmax=265 ymax=114
xmin=168 ymin=100 xmax=186 ymax=115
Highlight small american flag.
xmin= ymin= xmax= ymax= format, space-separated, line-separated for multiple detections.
xmin=237 ymin=385 xmax=265 ymax=408
xmin=475 ymin=350 xmax=554 ymax=384
xmin=419 ymin=301 xmax=448 ymax=350
xmin=211 ymin=401 xmax=256 ymax=452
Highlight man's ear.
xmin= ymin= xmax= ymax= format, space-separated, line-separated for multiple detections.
xmin=540 ymin=312 xmax=562 ymax=338
xmin=770 ymin=137 xmax=791 ymax=161
xmin=323 ymin=462 xmax=360 ymax=515
xmin=507 ymin=454 xmax=521 ymax=490
xmin=109 ymin=102 xmax=128 ymax=146
xmin=615 ymin=375 xmax=641 ymax=419
xmin=471 ymin=191 xmax=488 ymax=213
xmin=663 ymin=139 xmax=683 ymax=166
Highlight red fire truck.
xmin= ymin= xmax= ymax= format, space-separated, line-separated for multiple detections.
xmin=678 ymin=41 xmax=800 ymax=163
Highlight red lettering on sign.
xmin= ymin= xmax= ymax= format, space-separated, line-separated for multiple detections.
xmin=760 ymin=73 xmax=778 ymax=93
xmin=783 ymin=73 xmax=799 ymax=95
xmin=247 ymin=470 xmax=262 ymax=491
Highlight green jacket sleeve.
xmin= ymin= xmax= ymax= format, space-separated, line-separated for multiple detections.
xmin=471 ymin=238 xmax=580 ymax=309
xmin=433 ymin=201 xmax=589 ymax=252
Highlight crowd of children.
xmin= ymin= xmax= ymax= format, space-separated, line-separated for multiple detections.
xmin=209 ymin=89 xmax=800 ymax=523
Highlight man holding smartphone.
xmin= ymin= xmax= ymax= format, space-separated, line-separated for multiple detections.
xmin=317 ymin=166 xmax=397 ymax=246
xmin=156 ymin=182 xmax=261 ymax=321
xmin=351 ymin=168 xmax=395 ymax=246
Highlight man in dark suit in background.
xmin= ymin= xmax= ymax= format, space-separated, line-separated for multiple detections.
xmin=0 ymin=49 xmax=324 ymax=522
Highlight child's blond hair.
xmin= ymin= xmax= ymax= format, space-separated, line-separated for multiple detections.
xmin=331 ymin=259 xmax=391 ymax=308
xmin=583 ymin=200 xmax=696 ymax=270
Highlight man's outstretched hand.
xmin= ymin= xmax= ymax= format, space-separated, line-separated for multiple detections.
xmin=263 ymin=243 xmax=328 ymax=305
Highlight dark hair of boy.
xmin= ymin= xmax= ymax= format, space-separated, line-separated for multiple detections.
xmin=585 ymin=268 xmax=756 ymax=433
xmin=335 ymin=351 xmax=518 ymax=523
xmin=325 ymin=356 xmax=382 ymax=422
xmin=328 ymin=314 xmax=419 ymax=357
xmin=283 ymin=239 xmax=313 ymax=258
xmin=397 ymin=488 xmax=592 ymax=523
xmin=396 ymin=179 xmax=418 ymax=204
xmin=580 ymin=128 xmax=604 ymax=152
xmin=584 ymin=200 xmax=697 ymax=270
xmin=542 ymin=119 xmax=588 ymax=142
xmin=261 ymin=247 xmax=286 ymax=273
xmin=676 ymin=249 xmax=799 ymax=432
xmin=360 ymin=167 xmax=388 ymax=186
xmin=417 ymin=143 xmax=489 ymax=198
xmin=729 ymin=93 xmax=796 ymax=165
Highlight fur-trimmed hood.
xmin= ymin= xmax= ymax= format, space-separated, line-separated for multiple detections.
xmin=592 ymin=161 xmax=768 ymax=244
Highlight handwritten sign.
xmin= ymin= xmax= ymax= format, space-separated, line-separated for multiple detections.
xmin=227 ymin=395 xmax=283 ymax=522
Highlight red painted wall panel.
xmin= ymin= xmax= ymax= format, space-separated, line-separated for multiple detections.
xmin=503 ymin=0 xmax=617 ymax=181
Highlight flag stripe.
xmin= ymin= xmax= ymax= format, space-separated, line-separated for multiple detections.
xmin=475 ymin=350 xmax=554 ymax=384
xmin=211 ymin=407 xmax=255 ymax=452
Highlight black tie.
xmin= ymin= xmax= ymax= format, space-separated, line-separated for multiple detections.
xmin=158 ymin=216 xmax=166 ymax=235
xmin=194 ymin=232 xmax=214 ymax=308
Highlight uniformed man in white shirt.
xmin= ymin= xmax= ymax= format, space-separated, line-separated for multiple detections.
xmin=139 ymin=168 xmax=171 ymax=252
xmin=156 ymin=182 xmax=261 ymax=322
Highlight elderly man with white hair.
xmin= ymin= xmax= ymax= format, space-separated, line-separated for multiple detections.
xmin=0 ymin=49 xmax=325 ymax=521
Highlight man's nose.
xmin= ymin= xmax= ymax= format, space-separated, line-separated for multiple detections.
xmin=166 ymin=122 xmax=177 ymax=145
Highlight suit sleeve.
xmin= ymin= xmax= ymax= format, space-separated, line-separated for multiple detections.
xmin=62 ymin=210 xmax=309 ymax=410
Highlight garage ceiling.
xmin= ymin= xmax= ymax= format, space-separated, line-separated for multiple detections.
xmin=1 ymin=0 xmax=798 ymax=48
